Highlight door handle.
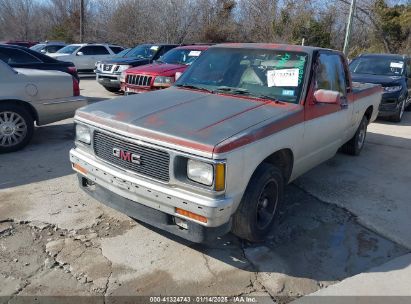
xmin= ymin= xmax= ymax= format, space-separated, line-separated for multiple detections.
xmin=340 ymin=96 xmax=348 ymax=109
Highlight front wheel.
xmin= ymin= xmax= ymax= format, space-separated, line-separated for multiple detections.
xmin=103 ymin=86 xmax=120 ymax=93
xmin=341 ymin=115 xmax=368 ymax=156
xmin=390 ymin=99 xmax=405 ymax=122
xmin=232 ymin=163 xmax=284 ymax=242
xmin=0 ymin=104 xmax=34 ymax=153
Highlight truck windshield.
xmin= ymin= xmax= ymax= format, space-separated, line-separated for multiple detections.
xmin=349 ymin=57 xmax=404 ymax=76
xmin=124 ymin=45 xmax=159 ymax=59
xmin=160 ymin=49 xmax=204 ymax=65
xmin=57 ymin=45 xmax=80 ymax=54
xmin=175 ymin=48 xmax=308 ymax=104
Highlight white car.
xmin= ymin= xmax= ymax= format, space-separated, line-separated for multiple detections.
xmin=48 ymin=44 xmax=124 ymax=71
xmin=0 ymin=60 xmax=87 ymax=153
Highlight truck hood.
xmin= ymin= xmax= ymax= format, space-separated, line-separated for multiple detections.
xmin=127 ymin=63 xmax=186 ymax=75
xmin=76 ymin=87 xmax=303 ymax=157
xmin=351 ymin=73 xmax=404 ymax=86
xmin=101 ymin=57 xmax=151 ymax=66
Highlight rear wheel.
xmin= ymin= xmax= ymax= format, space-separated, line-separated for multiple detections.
xmin=232 ymin=163 xmax=284 ymax=242
xmin=342 ymin=115 xmax=368 ymax=156
xmin=0 ymin=104 xmax=34 ymax=153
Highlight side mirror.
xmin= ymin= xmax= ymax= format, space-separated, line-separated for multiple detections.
xmin=76 ymin=51 xmax=84 ymax=56
xmin=314 ymin=89 xmax=341 ymax=104
xmin=40 ymin=49 xmax=46 ymax=54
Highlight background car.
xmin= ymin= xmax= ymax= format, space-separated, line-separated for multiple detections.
xmin=48 ymin=43 xmax=124 ymax=72
xmin=123 ymin=45 xmax=210 ymax=94
xmin=30 ymin=42 xmax=66 ymax=54
xmin=0 ymin=60 xmax=86 ymax=153
xmin=0 ymin=44 xmax=79 ymax=81
xmin=1 ymin=40 xmax=39 ymax=48
xmin=95 ymin=44 xmax=178 ymax=92
xmin=350 ymin=54 xmax=411 ymax=122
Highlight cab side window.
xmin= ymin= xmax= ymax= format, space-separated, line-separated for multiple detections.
xmin=79 ymin=46 xmax=109 ymax=56
xmin=315 ymin=53 xmax=347 ymax=95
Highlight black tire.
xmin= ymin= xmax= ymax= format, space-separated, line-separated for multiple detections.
xmin=390 ymin=99 xmax=405 ymax=122
xmin=405 ymin=97 xmax=411 ymax=112
xmin=342 ymin=115 xmax=368 ymax=156
xmin=0 ymin=103 xmax=34 ymax=153
xmin=104 ymin=86 xmax=120 ymax=93
xmin=232 ymin=163 xmax=284 ymax=242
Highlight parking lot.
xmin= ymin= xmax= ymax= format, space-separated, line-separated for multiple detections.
xmin=1 ymin=76 xmax=411 ymax=302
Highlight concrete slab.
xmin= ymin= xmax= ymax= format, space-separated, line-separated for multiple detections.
xmin=294 ymin=254 xmax=411 ymax=304
xmin=295 ymin=112 xmax=411 ymax=249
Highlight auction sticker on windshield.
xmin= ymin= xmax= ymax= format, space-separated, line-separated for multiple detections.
xmin=267 ymin=68 xmax=299 ymax=87
xmin=390 ymin=62 xmax=404 ymax=69
xmin=189 ymin=50 xmax=201 ymax=57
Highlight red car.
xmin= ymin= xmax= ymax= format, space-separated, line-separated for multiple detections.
xmin=121 ymin=45 xmax=209 ymax=94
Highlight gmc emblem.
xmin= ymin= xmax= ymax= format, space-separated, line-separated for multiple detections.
xmin=113 ymin=148 xmax=141 ymax=164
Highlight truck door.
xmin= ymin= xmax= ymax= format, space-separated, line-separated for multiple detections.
xmin=301 ymin=51 xmax=353 ymax=170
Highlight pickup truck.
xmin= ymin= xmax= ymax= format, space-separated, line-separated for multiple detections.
xmin=0 ymin=60 xmax=86 ymax=153
xmin=122 ymin=45 xmax=209 ymax=94
xmin=70 ymin=44 xmax=382 ymax=243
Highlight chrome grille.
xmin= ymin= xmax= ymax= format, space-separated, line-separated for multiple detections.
xmin=103 ymin=64 xmax=113 ymax=72
xmin=93 ymin=131 xmax=170 ymax=182
xmin=126 ymin=74 xmax=152 ymax=87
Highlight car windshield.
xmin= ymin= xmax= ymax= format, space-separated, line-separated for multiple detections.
xmin=114 ymin=48 xmax=131 ymax=58
xmin=56 ymin=45 xmax=80 ymax=54
xmin=175 ymin=48 xmax=309 ymax=104
xmin=124 ymin=45 xmax=159 ymax=59
xmin=349 ymin=57 xmax=404 ymax=76
xmin=160 ymin=48 xmax=204 ymax=65
xmin=30 ymin=44 xmax=45 ymax=51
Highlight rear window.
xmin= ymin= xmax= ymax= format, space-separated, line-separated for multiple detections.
xmin=109 ymin=46 xmax=124 ymax=54
xmin=0 ymin=48 xmax=42 ymax=64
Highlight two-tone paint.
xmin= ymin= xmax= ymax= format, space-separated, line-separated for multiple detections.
xmin=70 ymin=44 xmax=382 ymax=241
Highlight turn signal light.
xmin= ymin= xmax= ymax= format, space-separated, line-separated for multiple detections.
xmin=72 ymin=163 xmax=88 ymax=175
xmin=176 ymin=208 xmax=207 ymax=223
xmin=215 ymin=163 xmax=226 ymax=191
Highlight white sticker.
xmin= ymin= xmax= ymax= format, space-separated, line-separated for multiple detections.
xmin=150 ymin=46 xmax=159 ymax=51
xmin=188 ymin=50 xmax=201 ymax=56
xmin=390 ymin=62 xmax=404 ymax=69
xmin=267 ymin=68 xmax=299 ymax=87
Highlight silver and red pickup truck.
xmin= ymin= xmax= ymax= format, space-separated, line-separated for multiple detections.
xmin=70 ymin=43 xmax=382 ymax=243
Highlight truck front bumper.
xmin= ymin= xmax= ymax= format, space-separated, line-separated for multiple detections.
xmin=70 ymin=149 xmax=233 ymax=242
xmin=96 ymin=73 xmax=121 ymax=89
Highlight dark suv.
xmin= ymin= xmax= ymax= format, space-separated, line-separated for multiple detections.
xmin=349 ymin=54 xmax=411 ymax=122
xmin=95 ymin=44 xmax=178 ymax=92
xmin=0 ymin=44 xmax=79 ymax=81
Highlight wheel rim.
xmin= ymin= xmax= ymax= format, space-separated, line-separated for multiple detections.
xmin=256 ymin=179 xmax=279 ymax=230
xmin=357 ymin=120 xmax=366 ymax=149
xmin=0 ymin=111 xmax=28 ymax=147
xmin=399 ymin=100 xmax=405 ymax=119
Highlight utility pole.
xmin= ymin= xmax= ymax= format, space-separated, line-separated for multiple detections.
xmin=343 ymin=0 xmax=357 ymax=55
xmin=80 ymin=0 xmax=85 ymax=43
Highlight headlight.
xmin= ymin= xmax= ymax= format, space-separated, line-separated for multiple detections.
xmin=187 ymin=159 xmax=214 ymax=186
xmin=116 ymin=65 xmax=132 ymax=73
xmin=153 ymin=76 xmax=174 ymax=87
xmin=384 ymin=86 xmax=402 ymax=93
xmin=76 ymin=124 xmax=91 ymax=144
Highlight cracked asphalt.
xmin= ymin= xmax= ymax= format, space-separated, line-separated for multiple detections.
xmin=1 ymin=78 xmax=410 ymax=303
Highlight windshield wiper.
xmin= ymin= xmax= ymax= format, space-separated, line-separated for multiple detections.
xmin=214 ymin=86 xmax=283 ymax=103
xmin=175 ymin=83 xmax=214 ymax=94
xmin=214 ymin=86 xmax=250 ymax=94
